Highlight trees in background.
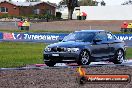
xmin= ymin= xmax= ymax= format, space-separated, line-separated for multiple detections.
xmin=58 ymin=0 xmax=78 ymax=20
xmin=26 ymin=0 xmax=41 ymax=2
xmin=79 ymin=0 xmax=98 ymax=6
xmin=58 ymin=0 xmax=67 ymax=5
xmin=67 ymin=0 xmax=78 ymax=20
xmin=58 ymin=0 xmax=99 ymax=20
xmin=122 ymin=0 xmax=132 ymax=5
xmin=100 ymin=0 xmax=106 ymax=6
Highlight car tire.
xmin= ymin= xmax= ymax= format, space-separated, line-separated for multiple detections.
xmin=45 ymin=62 xmax=56 ymax=67
xmin=77 ymin=50 xmax=91 ymax=65
xmin=113 ymin=49 xmax=124 ymax=64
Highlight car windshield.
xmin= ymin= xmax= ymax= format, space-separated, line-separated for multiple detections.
xmin=62 ymin=32 xmax=95 ymax=42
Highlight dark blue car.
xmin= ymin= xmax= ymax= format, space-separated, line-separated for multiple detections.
xmin=44 ymin=30 xmax=126 ymax=66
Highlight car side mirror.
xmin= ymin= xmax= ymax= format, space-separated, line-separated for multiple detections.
xmin=93 ymin=39 xmax=102 ymax=43
xmin=58 ymin=38 xmax=63 ymax=42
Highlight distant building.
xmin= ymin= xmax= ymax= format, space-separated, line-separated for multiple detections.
xmin=0 ymin=0 xmax=56 ymax=16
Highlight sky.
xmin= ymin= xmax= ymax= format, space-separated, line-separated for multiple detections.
xmin=12 ymin=0 xmax=129 ymax=5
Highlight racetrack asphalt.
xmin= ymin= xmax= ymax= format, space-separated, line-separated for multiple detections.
xmin=1 ymin=20 xmax=131 ymax=32
xmin=1 ymin=60 xmax=132 ymax=71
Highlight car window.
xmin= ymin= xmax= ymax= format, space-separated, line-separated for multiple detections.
xmin=107 ymin=33 xmax=116 ymax=41
xmin=63 ymin=32 xmax=95 ymax=42
xmin=94 ymin=32 xmax=107 ymax=41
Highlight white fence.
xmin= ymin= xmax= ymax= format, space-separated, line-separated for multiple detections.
xmin=80 ymin=5 xmax=132 ymax=20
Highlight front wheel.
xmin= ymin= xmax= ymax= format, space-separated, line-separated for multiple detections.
xmin=77 ymin=50 xmax=91 ymax=65
xmin=113 ymin=49 xmax=125 ymax=64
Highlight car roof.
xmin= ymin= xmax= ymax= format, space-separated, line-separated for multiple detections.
xmin=75 ymin=30 xmax=106 ymax=33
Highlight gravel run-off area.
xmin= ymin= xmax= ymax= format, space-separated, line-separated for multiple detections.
xmin=0 ymin=66 xmax=132 ymax=88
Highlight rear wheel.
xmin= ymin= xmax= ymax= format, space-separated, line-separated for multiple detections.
xmin=113 ymin=49 xmax=124 ymax=64
xmin=77 ymin=50 xmax=91 ymax=65
xmin=45 ymin=62 xmax=56 ymax=67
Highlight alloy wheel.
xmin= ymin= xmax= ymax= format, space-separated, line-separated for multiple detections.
xmin=117 ymin=50 xmax=124 ymax=63
xmin=80 ymin=50 xmax=90 ymax=65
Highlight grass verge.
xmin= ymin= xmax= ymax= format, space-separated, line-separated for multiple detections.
xmin=0 ymin=29 xmax=71 ymax=33
xmin=0 ymin=42 xmax=132 ymax=68
xmin=0 ymin=42 xmax=46 ymax=68
xmin=126 ymin=48 xmax=132 ymax=59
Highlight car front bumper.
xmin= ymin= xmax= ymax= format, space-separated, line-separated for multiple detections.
xmin=44 ymin=52 xmax=80 ymax=63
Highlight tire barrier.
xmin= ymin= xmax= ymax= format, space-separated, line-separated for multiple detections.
xmin=121 ymin=22 xmax=132 ymax=32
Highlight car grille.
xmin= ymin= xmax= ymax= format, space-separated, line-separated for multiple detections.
xmin=51 ymin=47 xmax=66 ymax=52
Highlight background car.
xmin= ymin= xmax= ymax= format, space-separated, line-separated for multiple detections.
xmin=44 ymin=30 xmax=126 ymax=67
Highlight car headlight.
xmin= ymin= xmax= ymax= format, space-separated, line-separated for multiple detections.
xmin=67 ymin=48 xmax=79 ymax=52
xmin=45 ymin=47 xmax=51 ymax=52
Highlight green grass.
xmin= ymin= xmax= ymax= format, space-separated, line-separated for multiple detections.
xmin=0 ymin=42 xmax=46 ymax=68
xmin=126 ymin=48 xmax=132 ymax=59
xmin=0 ymin=42 xmax=132 ymax=68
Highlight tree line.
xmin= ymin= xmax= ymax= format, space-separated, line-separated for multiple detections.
xmin=59 ymin=0 xmax=100 ymax=20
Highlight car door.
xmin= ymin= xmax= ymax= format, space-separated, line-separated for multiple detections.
xmin=106 ymin=32 xmax=117 ymax=57
xmin=91 ymin=32 xmax=110 ymax=60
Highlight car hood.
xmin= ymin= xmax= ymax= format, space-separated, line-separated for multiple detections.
xmin=47 ymin=41 xmax=91 ymax=48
